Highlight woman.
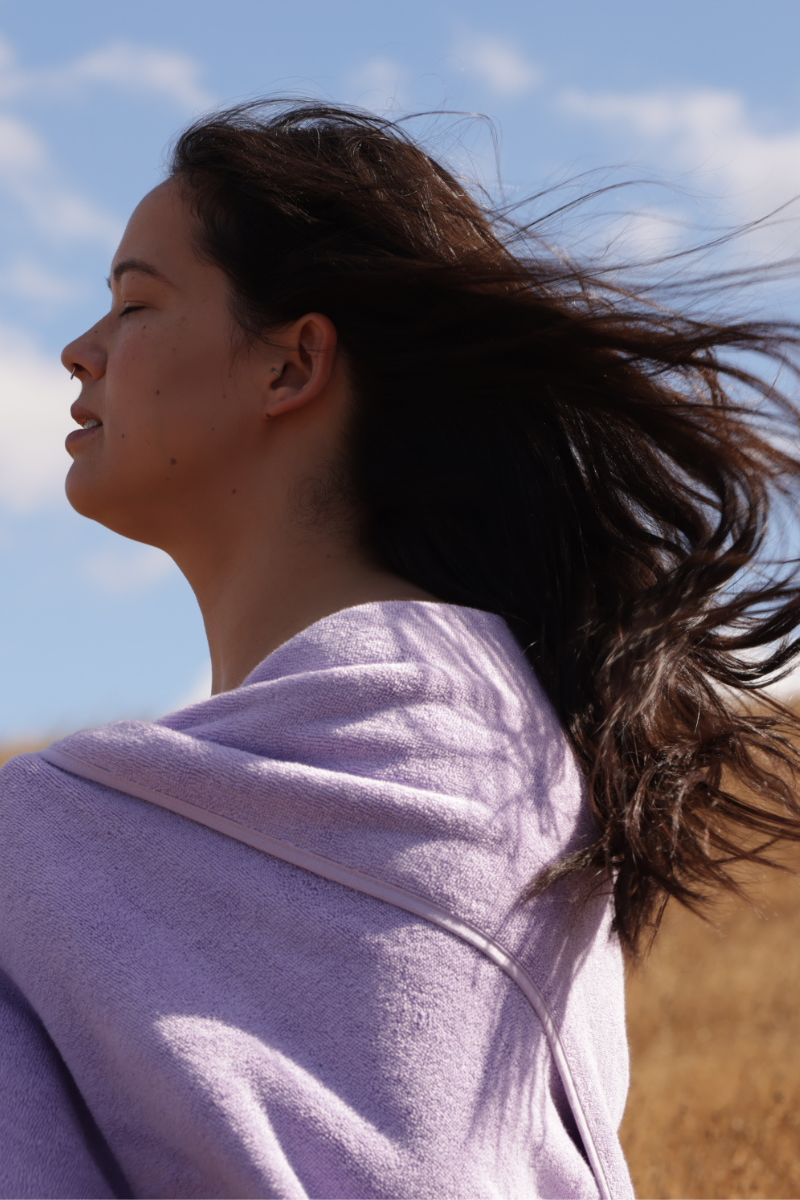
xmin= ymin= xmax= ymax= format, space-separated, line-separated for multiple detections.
xmin=1 ymin=99 xmax=800 ymax=1199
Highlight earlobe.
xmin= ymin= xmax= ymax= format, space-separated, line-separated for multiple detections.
xmin=263 ymin=387 xmax=318 ymax=420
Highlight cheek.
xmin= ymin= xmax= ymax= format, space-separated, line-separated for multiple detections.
xmin=107 ymin=327 xmax=244 ymax=468
xmin=65 ymin=310 xmax=248 ymax=535
xmin=108 ymin=325 xmax=195 ymax=419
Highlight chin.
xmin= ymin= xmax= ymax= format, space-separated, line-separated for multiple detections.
xmin=64 ymin=469 xmax=144 ymax=543
xmin=64 ymin=467 xmax=104 ymax=523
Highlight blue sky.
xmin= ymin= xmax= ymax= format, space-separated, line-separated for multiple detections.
xmin=1 ymin=0 xmax=800 ymax=739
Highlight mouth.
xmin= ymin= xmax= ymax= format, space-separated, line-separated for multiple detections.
xmin=66 ymin=398 xmax=104 ymax=453
xmin=70 ymin=401 xmax=103 ymax=431
xmin=65 ymin=422 xmax=103 ymax=452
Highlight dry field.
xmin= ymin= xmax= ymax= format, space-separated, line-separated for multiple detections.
xmin=620 ymin=845 xmax=800 ymax=1198
xmin=2 ymin=730 xmax=800 ymax=1198
xmin=619 ymin=693 xmax=800 ymax=1200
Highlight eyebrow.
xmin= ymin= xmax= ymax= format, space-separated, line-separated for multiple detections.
xmin=106 ymin=258 xmax=173 ymax=289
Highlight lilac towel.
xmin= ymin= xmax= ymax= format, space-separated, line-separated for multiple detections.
xmin=0 ymin=600 xmax=633 ymax=1199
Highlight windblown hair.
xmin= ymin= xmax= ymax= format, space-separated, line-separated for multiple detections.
xmin=170 ymin=98 xmax=800 ymax=962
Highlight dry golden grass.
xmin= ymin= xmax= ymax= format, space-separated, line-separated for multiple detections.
xmin=620 ymin=694 xmax=800 ymax=1199
xmin=620 ymin=849 xmax=800 ymax=1198
xmin=2 ymin=728 xmax=800 ymax=1198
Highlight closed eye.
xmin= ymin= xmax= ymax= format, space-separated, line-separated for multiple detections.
xmin=119 ymin=305 xmax=145 ymax=318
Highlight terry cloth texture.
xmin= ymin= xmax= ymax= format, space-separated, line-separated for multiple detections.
xmin=0 ymin=599 xmax=634 ymax=1199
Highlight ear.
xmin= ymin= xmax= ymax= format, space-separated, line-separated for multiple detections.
xmin=262 ymin=312 xmax=338 ymax=420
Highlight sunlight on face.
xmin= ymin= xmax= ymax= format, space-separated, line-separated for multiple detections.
xmin=60 ymin=178 xmax=267 ymax=547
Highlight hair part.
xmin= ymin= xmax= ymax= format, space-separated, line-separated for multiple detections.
xmin=169 ymin=97 xmax=800 ymax=963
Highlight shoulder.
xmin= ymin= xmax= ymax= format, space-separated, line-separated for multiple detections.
xmin=233 ymin=596 xmax=562 ymax=737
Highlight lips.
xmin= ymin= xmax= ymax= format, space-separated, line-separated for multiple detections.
xmin=70 ymin=400 xmax=103 ymax=429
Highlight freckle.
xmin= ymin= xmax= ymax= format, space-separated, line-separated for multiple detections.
xmin=120 ymin=433 xmax=126 ymax=439
xmin=231 ymin=488 xmax=237 ymax=495
xmin=155 ymin=389 xmax=161 ymax=396
xmin=169 ymin=457 xmax=177 ymax=466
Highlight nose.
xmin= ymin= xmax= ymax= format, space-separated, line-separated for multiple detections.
xmin=61 ymin=323 xmax=107 ymax=382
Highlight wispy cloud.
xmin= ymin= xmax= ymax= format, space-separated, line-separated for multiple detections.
xmin=0 ymin=259 xmax=84 ymax=304
xmin=0 ymin=33 xmax=215 ymax=514
xmin=558 ymin=86 xmax=743 ymax=144
xmin=82 ymin=544 xmax=174 ymax=594
xmin=0 ymin=34 xmax=211 ymax=249
xmin=557 ymin=85 xmax=800 ymax=262
xmin=344 ymin=56 xmax=410 ymax=112
xmin=0 ymin=109 xmax=120 ymax=248
xmin=12 ymin=182 xmax=122 ymax=248
xmin=0 ymin=34 xmax=214 ymax=112
xmin=449 ymin=32 xmax=541 ymax=97
xmin=589 ymin=205 xmax=690 ymax=264
xmin=64 ymin=42 xmax=214 ymax=112
xmin=0 ymin=111 xmax=47 ymax=172
xmin=0 ymin=323 xmax=74 ymax=511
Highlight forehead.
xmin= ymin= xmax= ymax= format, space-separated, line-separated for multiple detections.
xmin=111 ymin=178 xmax=199 ymax=275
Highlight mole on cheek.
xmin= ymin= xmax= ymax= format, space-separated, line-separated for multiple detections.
xmin=231 ymin=488 xmax=237 ymax=495
xmin=169 ymin=457 xmax=178 ymax=466
xmin=155 ymin=389 xmax=161 ymax=396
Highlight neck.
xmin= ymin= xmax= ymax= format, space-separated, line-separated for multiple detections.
xmin=170 ymin=523 xmax=439 ymax=696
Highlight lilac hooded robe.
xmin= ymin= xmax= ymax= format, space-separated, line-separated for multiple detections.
xmin=0 ymin=599 xmax=634 ymax=1198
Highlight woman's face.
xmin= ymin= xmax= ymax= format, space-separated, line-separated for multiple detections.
xmin=61 ymin=177 xmax=274 ymax=546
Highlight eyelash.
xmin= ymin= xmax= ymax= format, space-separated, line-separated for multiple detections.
xmin=119 ymin=305 xmax=145 ymax=318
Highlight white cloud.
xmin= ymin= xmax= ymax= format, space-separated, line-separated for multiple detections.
xmin=556 ymin=86 xmax=800 ymax=264
xmin=591 ymin=205 xmax=689 ymax=263
xmin=0 ymin=110 xmax=121 ymax=249
xmin=0 ymin=36 xmax=213 ymax=113
xmin=450 ymin=33 xmax=541 ymax=97
xmin=345 ymin=56 xmax=410 ymax=112
xmin=0 ymin=323 xmax=76 ymax=511
xmin=0 ymin=112 xmax=47 ymax=172
xmin=0 ymin=35 xmax=208 ymax=246
xmin=558 ymin=86 xmax=745 ymax=142
xmin=0 ymin=259 xmax=83 ymax=303
xmin=0 ymin=33 xmax=14 ymax=75
xmin=12 ymin=181 xmax=123 ymax=249
xmin=65 ymin=42 xmax=214 ymax=113
xmin=82 ymin=544 xmax=174 ymax=594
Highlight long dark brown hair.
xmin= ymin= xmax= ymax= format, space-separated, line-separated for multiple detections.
xmin=169 ymin=98 xmax=800 ymax=963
